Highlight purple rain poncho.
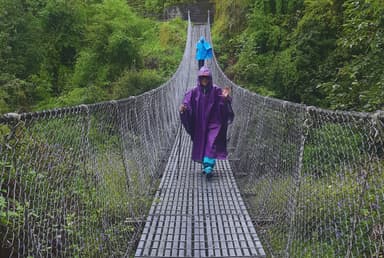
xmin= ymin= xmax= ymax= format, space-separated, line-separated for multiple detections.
xmin=180 ymin=67 xmax=234 ymax=162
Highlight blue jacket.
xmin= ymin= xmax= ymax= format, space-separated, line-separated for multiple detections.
xmin=196 ymin=36 xmax=213 ymax=60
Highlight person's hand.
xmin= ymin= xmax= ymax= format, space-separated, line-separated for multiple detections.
xmin=221 ymin=86 xmax=231 ymax=99
xmin=179 ymin=104 xmax=187 ymax=113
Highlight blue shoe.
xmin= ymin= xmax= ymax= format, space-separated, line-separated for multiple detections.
xmin=203 ymin=156 xmax=215 ymax=179
xmin=203 ymin=164 xmax=213 ymax=173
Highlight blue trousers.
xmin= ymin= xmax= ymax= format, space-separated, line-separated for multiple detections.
xmin=203 ymin=156 xmax=216 ymax=174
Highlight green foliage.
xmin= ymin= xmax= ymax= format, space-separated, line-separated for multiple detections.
xmin=213 ymin=0 xmax=384 ymax=111
xmin=290 ymin=163 xmax=384 ymax=257
xmin=303 ymin=123 xmax=365 ymax=176
xmin=0 ymin=0 xmax=44 ymax=112
xmin=111 ymin=69 xmax=164 ymax=99
xmin=0 ymin=0 xmax=186 ymax=114
xmin=213 ymin=0 xmax=302 ymax=102
xmin=212 ymin=0 xmax=250 ymax=37
xmin=141 ymin=17 xmax=186 ymax=76
xmin=243 ymin=175 xmax=294 ymax=255
xmin=318 ymin=0 xmax=384 ymax=111
xmin=0 ymin=0 xmax=44 ymax=77
xmin=72 ymin=0 xmax=143 ymax=88
xmin=0 ymin=115 xmax=156 ymax=257
xmin=246 ymin=156 xmax=384 ymax=257
xmin=292 ymin=0 xmax=341 ymax=105
xmin=0 ymin=159 xmax=25 ymax=230
xmin=0 ymin=73 xmax=34 ymax=113
xmin=38 ymin=0 xmax=87 ymax=96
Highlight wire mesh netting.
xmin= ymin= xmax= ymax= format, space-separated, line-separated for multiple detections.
xmin=1 ymin=16 xmax=384 ymax=258
xmin=208 ymin=22 xmax=384 ymax=255
xmin=0 ymin=18 xmax=193 ymax=258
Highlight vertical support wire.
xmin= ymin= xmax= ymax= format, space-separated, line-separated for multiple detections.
xmin=111 ymin=100 xmax=132 ymax=190
xmin=285 ymin=105 xmax=311 ymax=258
xmin=346 ymin=110 xmax=384 ymax=257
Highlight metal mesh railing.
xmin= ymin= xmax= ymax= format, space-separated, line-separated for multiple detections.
xmin=207 ymin=22 xmax=384 ymax=256
xmin=1 ymin=15 xmax=383 ymax=258
xmin=0 ymin=15 xmax=194 ymax=258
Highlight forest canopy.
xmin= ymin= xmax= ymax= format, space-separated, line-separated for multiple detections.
xmin=0 ymin=0 xmax=186 ymax=113
xmin=211 ymin=0 xmax=384 ymax=111
xmin=1 ymin=0 xmax=383 ymax=113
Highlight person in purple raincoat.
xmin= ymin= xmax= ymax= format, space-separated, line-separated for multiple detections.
xmin=179 ymin=66 xmax=234 ymax=178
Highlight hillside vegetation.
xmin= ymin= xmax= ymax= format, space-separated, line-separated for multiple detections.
xmin=211 ymin=0 xmax=384 ymax=111
xmin=1 ymin=0 xmax=383 ymax=113
xmin=0 ymin=0 xmax=186 ymax=113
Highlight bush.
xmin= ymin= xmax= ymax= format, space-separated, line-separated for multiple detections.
xmin=111 ymin=69 xmax=164 ymax=99
xmin=303 ymin=123 xmax=365 ymax=176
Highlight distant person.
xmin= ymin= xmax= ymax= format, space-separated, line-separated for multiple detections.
xmin=196 ymin=36 xmax=213 ymax=70
xmin=179 ymin=66 xmax=234 ymax=178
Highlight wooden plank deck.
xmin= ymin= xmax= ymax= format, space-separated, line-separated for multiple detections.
xmin=135 ymin=130 xmax=266 ymax=258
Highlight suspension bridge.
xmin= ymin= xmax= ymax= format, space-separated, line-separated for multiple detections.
xmin=1 ymin=15 xmax=383 ymax=258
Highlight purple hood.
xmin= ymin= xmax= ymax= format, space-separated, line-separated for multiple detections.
xmin=180 ymin=67 xmax=234 ymax=161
